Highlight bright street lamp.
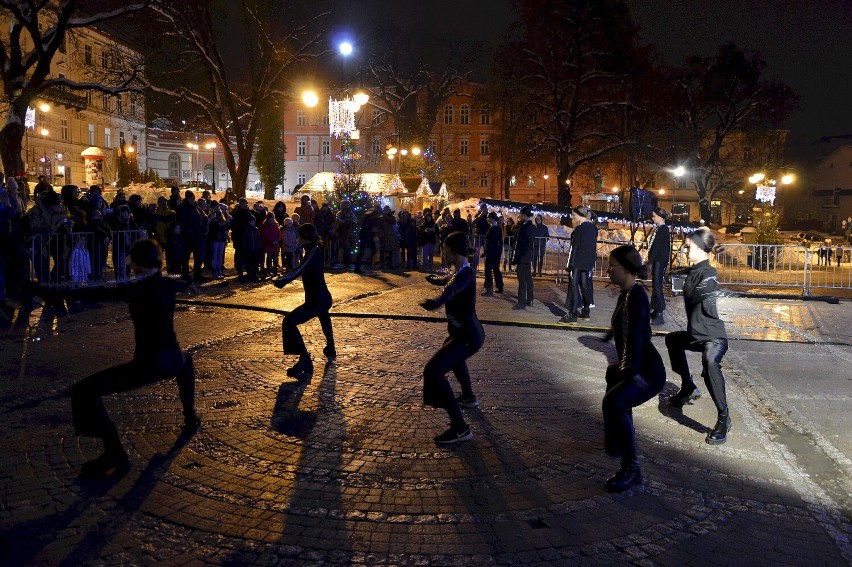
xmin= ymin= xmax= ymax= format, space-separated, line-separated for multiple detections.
xmin=302 ymin=90 xmax=319 ymax=108
xmin=338 ymin=42 xmax=353 ymax=56
xmin=206 ymin=142 xmax=217 ymax=192
xmin=187 ymin=142 xmax=200 ymax=188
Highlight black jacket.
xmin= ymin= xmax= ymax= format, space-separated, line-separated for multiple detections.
xmin=683 ymin=260 xmax=727 ymax=343
xmin=612 ymin=281 xmax=664 ymax=378
xmin=431 ymin=265 xmax=484 ymax=346
xmin=283 ymin=244 xmax=332 ymax=310
xmin=511 ymin=220 xmax=535 ymax=264
xmin=647 ymin=224 xmax=670 ymax=264
xmin=483 ymin=225 xmax=503 ymax=258
xmin=569 ymin=221 xmax=598 ymax=270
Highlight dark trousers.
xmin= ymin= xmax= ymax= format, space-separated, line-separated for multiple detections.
xmin=665 ymin=332 xmax=729 ymax=413
xmin=516 ymin=262 xmax=533 ymax=304
xmin=71 ymin=349 xmax=195 ymax=451
xmin=483 ymin=253 xmax=503 ymax=291
xmin=534 ymin=251 xmax=545 ymax=276
xmin=354 ymin=241 xmax=373 ymax=272
xmin=602 ymin=362 xmax=666 ymax=467
xmin=650 ymin=261 xmax=666 ymax=315
xmin=566 ymin=268 xmax=593 ymax=314
xmin=423 ymin=332 xmax=483 ymax=430
xmin=282 ymin=302 xmax=334 ymax=357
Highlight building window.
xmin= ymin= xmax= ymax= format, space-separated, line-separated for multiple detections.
xmin=168 ymin=154 xmax=180 ymax=179
xmin=372 ymin=109 xmax=382 ymax=126
xmin=528 ymin=174 xmax=536 ymax=187
xmin=116 ymin=95 xmax=122 ymax=113
xmin=509 ymin=176 xmax=517 ymax=188
xmin=480 ymin=139 xmax=490 ymax=156
xmin=130 ymin=95 xmax=136 ymax=116
xmin=297 ymin=110 xmax=306 ymax=126
xmin=480 ymin=174 xmax=489 ymax=187
xmin=372 ymin=138 xmax=381 ymax=157
xmin=459 ymin=139 xmax=469 ymax=156
xmin=87 ymin=124 xmax=95 ymax=146
xmin=86 ymin=91 xmax=93 ymax=106
xmin=297 ymin=139 xmax=306 ymax=157
xmin=119 ymin=131 xmax=125 ymax=147
xmin=429 ymin=139 xmax=437 ymax=154
xmin=480 ymin=106 xmax=490 ymax=125
xmin=297 ymin=173 xmax=306 ymax=185
xmin=444 ymin=104 xmax=454 ymax=125
xmin=322 ymin=139 xmax=330 ymax=157
xmin=322 ymin=113 xmax=329 ymax=126
xmin=743 ymin=146 xmax=753 ymax=163
xmin=459 ymin=175 xmax=468 ymax=188
xmin=132 ymin=134 xmax=138 ymax=148
xmin=101 ymin=50 xmax=108 ymax=69
xmin=60 ymin=118 xmax=68 ymax=142
xmin=105 ymin=128 xmax=111 ymax=148
xmin=102 ymin=94 xmax=109 ymax=111
xmin=84 ymin=45 xmax=92 ymax=65
xmin=460 ymin=104 xmax=470 ymax=125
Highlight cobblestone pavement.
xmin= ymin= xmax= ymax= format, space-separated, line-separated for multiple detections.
xmin=1 ymin=268 xmax=850 ymax=566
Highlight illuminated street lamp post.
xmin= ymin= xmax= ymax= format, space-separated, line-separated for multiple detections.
xmin=385 ymin=145 xmax=421 ymax=175
xmin=205 ymin=142 xmax=217 ymax=192
xmin=186 ymin=142 xmax=200 ymax=188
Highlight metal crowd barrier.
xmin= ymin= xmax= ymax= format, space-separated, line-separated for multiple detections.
xmin=30 ymin=229 xmax=148 ymax=288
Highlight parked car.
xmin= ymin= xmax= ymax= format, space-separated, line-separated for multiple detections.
xmin=792 ymin=232 xmax=827 ymax=245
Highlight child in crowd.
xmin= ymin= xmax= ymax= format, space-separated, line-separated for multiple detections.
xmin=261 ymin=212 xmax=281 ymax=276
xmin=281 ymin=217 xmax=299 ymax=271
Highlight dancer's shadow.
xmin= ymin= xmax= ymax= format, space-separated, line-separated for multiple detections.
xmin=577 ymin=334 xmax=618 ymax=362
xmin=656 ymin=383 xmax=711 ymax=434
xmin=270 ymin=372 xmax=319 ymax=438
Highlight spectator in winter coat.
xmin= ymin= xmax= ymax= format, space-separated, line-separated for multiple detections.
xmin=559 ymin=206 xmax=598 ymax=324
xmin=230 ymin=198 xmax=253 ymax=279
xmin=334 ymin=200 xmax=356 ymax=269
xmin=281 ymin=217 xmax=299 ymax=271
xmin=293 ymin=194 xmax=314 ymax=225
xmin=261 ymin=212 xmax=282 ymax=275
xmin=418 ymin=209 xmax=437 ymax=272
xmin=241 ymin=216 xmax=262 ymax=281
xmin=481 ymin=212 xmax=504 ymax=296
xmin=398 ymin=210 xmax=418 ymax=270
xmin=510 ymin=206 xmax=536 ymax=309
xmin=176 ymin=191 xmax=206 ymax=282
xmin=208 ymin=204 xmax=230 ymax=279
xmin=533 ymin=214 xmax=549 ymax=277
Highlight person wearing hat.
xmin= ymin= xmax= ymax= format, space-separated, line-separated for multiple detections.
xmin=665 ymin=228 xmax=732 ymax=445
xmin=40 ymin=239 xmax=200 ymax=476
xmin=274 ymin=223 xmax=336 ymax=380
xmin=510 ymin=205 xmax=536 ymax=309
xmin=481 ymin=211 xmax=504 ymax=296
xmin=559 ymin=205 xmax=598 ymax=323
xmin=34 ymin=175 xmax=52 ymax=199
xmin=647 ymin=207 xmax=671 ymax=325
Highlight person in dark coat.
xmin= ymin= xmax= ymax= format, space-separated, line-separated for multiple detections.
xmin=176 ymin=191 xmax=205 ymax=282
xmin=418 ymin=209 xmax=437 ymax=272
xmin=274 ymin=223 xmax=335 ymax=380
xmin=354 ymin=209 xmax=378 ymax=274
xmin=665 ymin=228 xmax=732 ymax=445
xmin=42 ymin=239 xmax=199 ymax=476
xmin=532 ymin=214 xmax=549 ymax=277
xmin=481 ymin=212 xmax=504 ymax=296
xmin=560 ymin=205 xmax=598 ymax=323
xmin=420 ymin=231 xmax=484 ymax=444
xmin=229 ymin=199 xmax=253 ymax=280
xmin=510 ymin=205 xmax=535 ymax=309
xmin=647 ymin=207 xmax=671 ymax=325
xmin=600 ymin=245 xmax=666 ymax=492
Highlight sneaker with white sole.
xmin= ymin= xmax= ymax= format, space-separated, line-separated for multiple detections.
xmin=456 ymin=394 xmax=480 ymax=408
xmin=434 ymin=426 xmax=473 ymax=444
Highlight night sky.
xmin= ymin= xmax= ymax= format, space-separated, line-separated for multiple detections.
xmin=330 ymin=0 xmax=850 ymax=160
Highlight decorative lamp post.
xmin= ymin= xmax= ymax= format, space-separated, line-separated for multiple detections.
xmin=206 ymin=142 xmax=217 ymax=192
xmin=187 ymin=142 xmax=200 ymax=188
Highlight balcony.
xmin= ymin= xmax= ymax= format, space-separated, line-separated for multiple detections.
xmin=41 ymin=84 xmax=88 ymax=111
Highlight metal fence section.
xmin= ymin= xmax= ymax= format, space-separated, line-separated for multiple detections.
xmin=31 ymin=229 xmax=148 ymax=288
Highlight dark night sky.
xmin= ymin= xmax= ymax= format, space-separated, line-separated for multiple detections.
xmin=331 ymin=0 xmax=850 ymax=159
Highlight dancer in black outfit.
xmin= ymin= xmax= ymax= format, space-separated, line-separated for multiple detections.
xmin=601 ymin=245 xmax=666 ymax=492
xmin=274 ymin=223 xmax=336 ymax=380
xmin=420 ymin=231 xmax=484 ymax=444
xmin=43 ymin=239 xmax=199 ymax=476
xmin=647 ymin=207 xmax=671 ymax=325
xmin=665 ymin=228 xmax=732 ymax=445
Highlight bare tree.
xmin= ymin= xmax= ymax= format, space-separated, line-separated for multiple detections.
xmin=144 ymin=0 xmax=323 ymax=197
xmin=662 ymin=43 xmax=799 ymax=225
xmin=0 ymin=0 xmax=149 ymax=176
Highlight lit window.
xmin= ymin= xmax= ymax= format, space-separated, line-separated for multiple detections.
xmin=297 ymin=110 xmax=306 ymax=126
xmin=168 ymin=154 xmax=181 ymax=179
xmin=528 ymin=174 xmax=536 ymax=187
xmin=460 ymin=104 xmax=470 ymax=125
xmin=297 ymin=139 xmax=306 ymax=156
xmin=509 ymin=176 xmax=517 ymax=188
xmin=444 ymin=104 xmax=454 ymax=125
xmin=61 ymin=119 xmax=69 ymax=142
xmin=104 ymin=128 xmax=111 ymax=148
xmin=87 ymin=124 xmax=95 ymax=146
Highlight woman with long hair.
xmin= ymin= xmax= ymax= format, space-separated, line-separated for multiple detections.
xmin=665 ymin=228 xmax=732 ymax=445
xmin=601 ymin=245 xmax=666 ymax=492
xmin=420 ymin=231 xmax=484 ymax=444
xmin=274 ymin=223 xmax=336 ymax=380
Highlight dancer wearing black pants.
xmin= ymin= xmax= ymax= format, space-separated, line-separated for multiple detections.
xmin=560 ymin=206 xmax=598 ymax=323
xmin=601 ymin=245 xmax=666 ymax=492
xmin=647 ymin=207 xmax=670 ymax=325
xmin=43 ymin=239 xmax=199 ymax=477
xmin=274 ymin=223 xmax=335 ymax=380
xmin=420 ymin=231 xmax=484 ymax=444
xmin=665 ymin=228 xmax=731 ymax=445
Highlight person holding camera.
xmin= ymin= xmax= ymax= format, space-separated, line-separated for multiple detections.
xmin=420 ymin=231 xmax=484 ymax=444
xmin=274 ymin=223 xmax=336 ymax=381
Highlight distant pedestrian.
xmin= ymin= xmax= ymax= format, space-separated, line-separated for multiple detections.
xmin=274 ymin=223 xmax=335 ymax=381
xmin=647 ymin=207 xmax=671 ymax=325
xmin=560 ymin=206 xmax=598 ymax=323
xmin=511 ymin=206 xmax=535 ymax=309
xmin=43 ymin=239 xmax=199 ymax=476
xmin=481 ymin=212 xmax=504 ymax=296
xmin=665 ymin=228 xmax=732 ymax=445
xmin=420 ymin=231 xmax=484 ymax=444
xmin=601 ymin=245 xmax=666 ymax=492
xmin=532 ymin=214 xmax=549 ymax=276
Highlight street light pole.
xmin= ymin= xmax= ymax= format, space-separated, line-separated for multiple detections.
xmin=187 ymin=142 xmax=200 ymax=189
xmin=206 ymin=142 xmax=217 ymax=193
